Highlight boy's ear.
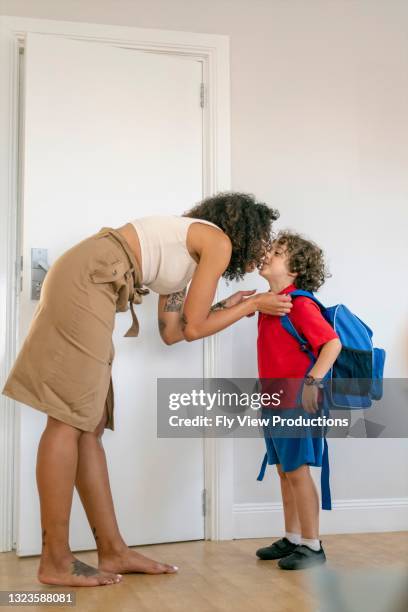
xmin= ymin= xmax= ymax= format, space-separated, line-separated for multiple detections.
xmin=288 ymin=270 xmax=297 ymax=280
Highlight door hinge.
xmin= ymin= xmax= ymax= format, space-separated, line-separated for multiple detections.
xmin=202 ymin=488 xmax=207 ymax=516
xmin=200 ymin=83 xmax=205 ymax=108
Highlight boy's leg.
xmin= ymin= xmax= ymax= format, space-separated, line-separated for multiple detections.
xmin=284 ymin=464 xmax=319 ymax=540
xmin=278 ymin=464 xmax=326 ymax=570
xmin=277 ymin=464 xmax=301 ymax=538
xmin=255 ymin=464 xmax=300 ymax=560
xmin=36 ymin=416 xmax=122 ymax=587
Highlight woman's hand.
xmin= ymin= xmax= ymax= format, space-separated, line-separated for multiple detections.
xmin=253 ymin=292 xmax=293 ymax=316
xmin=225 ymin=289 xmax=257 ymax=308
xmin=210 ymin=290 xmax=258 ymax=315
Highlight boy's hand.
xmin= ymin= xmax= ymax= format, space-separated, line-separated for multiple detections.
xmin=254 ymin=292 xmax=292 ymax=316
xmin=301 ymin=384 xmax=319 ymax=413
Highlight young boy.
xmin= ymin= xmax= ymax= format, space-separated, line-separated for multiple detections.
xmin=255 ymin=231 xmax=342 ymax=570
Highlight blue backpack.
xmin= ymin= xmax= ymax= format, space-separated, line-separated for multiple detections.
xmin=281 ymin=289 xmax=386 ymax=409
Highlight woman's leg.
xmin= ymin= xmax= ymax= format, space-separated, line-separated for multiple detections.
xmin=276 ymin=464 xmax=301 ymax=535
xmin=284 ymin=464 xmax=319 ymax=539
xmin=36 ymin=416 xmax=122 ymax=587
xmin=74 ymin=408 xmax=178 ymax=574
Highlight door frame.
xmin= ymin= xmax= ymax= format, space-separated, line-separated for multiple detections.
xmin=0 ymin=15 xmax=233 ymax=551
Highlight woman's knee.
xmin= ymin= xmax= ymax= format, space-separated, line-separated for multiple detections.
xmin=92 ymin=409 xmax=108 ymax=438
xmin=46 ymin=415 xmax=83 ymax=438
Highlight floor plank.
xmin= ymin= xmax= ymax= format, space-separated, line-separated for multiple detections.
xmin=0 ymin=533 xmax=407 ymax=611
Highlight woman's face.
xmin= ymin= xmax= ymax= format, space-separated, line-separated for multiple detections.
xmin=245 ymin=237 xmax=271 ymax=273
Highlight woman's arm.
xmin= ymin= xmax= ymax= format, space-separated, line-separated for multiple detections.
xmin=158 ymin=288 xmax=259 ymax=345
xmin=158 ymin=233 xmax=292 ymax=344
xmin=158 ymin=288 xmax=258 ymax=345
xmin=158 ymin=289 xmax=187 ymax=345
xmin=181 ymin=238 xmax=294 ymax=341
xmin=157 ymin=235 xmax=242 ymax=344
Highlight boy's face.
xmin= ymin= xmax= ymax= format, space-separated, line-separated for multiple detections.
xmin=258 ymin=241 xmax=294 ymax=282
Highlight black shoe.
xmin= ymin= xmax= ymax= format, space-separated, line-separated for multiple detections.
xmin=256 ymin=537 xmax=298 ymax=560
xmin=278 ymin=542 xmax=326 ymax=570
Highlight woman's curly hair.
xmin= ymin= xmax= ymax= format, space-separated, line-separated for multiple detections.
xmin=183 ymin=191 xmax=279 ymax=282
xmin=275 ymin=230 xmax=331 ymax=292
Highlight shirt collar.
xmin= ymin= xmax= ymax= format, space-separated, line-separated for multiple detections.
xmin=278 ymin=283 xmax=296 ymax=295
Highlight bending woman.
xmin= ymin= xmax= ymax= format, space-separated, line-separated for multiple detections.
xmin=2 ymin=191 xmax=292 ymax=587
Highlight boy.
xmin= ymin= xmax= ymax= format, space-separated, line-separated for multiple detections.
xmin=255 ymin=231 xmax=342 ymax=570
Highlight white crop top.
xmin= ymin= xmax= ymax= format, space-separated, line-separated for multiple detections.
xmin=130 ymin=215 xmax=223 ymax=294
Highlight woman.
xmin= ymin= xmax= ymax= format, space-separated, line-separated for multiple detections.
xmin=2 ymin=192 xmax=292 ymax=587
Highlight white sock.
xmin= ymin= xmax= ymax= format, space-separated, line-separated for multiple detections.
xmin=300 ymin=537 xmax=321 ymax=551
xmin=285 ymin=531 xmax=301 ymax=545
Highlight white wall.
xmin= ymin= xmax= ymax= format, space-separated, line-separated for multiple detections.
xmin=2 ymin=0 xmax=407 ymax=533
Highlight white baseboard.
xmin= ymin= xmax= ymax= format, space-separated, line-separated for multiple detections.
xmin=233 ymin=498 xmax=408 ymax=539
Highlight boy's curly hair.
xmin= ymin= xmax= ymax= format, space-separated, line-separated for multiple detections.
xmin=275 ymin=230 xmax=331 ymax=292
xmin=183 ymin=191 xmax=279 ymax=282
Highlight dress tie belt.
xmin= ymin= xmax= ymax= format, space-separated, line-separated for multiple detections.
xmin=95 ymin=226 xmax=150 ymax=337
xmin=125 ymin=285 xmax=150 ymax=337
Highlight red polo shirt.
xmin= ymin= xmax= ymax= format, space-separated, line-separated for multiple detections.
xmin=257 ymin=284 xmax=338 ymax=407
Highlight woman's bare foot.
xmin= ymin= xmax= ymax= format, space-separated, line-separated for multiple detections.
xmin=98 ymin=547 xmax=178 ymax=575
xmin=38 ymin=555 xmax=123 ymax=587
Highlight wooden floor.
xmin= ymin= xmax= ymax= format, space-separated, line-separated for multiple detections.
xmin=0 ymin=533 xmax=407 ymax=611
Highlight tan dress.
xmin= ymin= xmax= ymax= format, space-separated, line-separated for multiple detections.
xmin=1 ymin=227 xmax=148 ymax=433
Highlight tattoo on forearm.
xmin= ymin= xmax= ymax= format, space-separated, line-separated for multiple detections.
xmin=41 ymin=529 xmax=46 ymax=548
xmin=164 ymin=288 xmax=187 ymax=312
xmin=181 ymin=313 xmax=188 ymax=331
xmin=210 ymin=299 xmax=227 ymax=312
xmin=71 ymin=559 xmax=99 ymax=577
xmin=92 ymin=526 xmax=99 ymax=541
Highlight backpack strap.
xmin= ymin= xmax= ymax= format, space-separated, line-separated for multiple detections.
xmin=256 ymin=452 xmax=268 ymax=481
xmin=286 ymin=289 xmax=325 ymax=309
xmin=321 ymin=437 xmax=332 ymax=510
xmin=280 ymin=316 xmax=316 ymax=363
xmin=280 ymin=289 xmax=325 ymax=364
xmin=320 ymin=396 xmax=332 ymax=510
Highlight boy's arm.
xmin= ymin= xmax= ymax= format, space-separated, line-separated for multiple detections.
xmin=302 ymin=337 xmax=342 ymax=413
xmin=289 ymin=298 xmax=342 ymax=413
xmin=308 ymin=338 xmax=342 ymax=380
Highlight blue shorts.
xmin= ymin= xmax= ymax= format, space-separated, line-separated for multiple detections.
xmin=257 ymin=406 xmax=332 ymax=510
xmin=263 ymin=434 xmax=323 ymax=472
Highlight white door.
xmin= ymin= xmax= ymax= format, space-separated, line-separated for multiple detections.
xmin=16 ymin=32 xmax=205 ymax=555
